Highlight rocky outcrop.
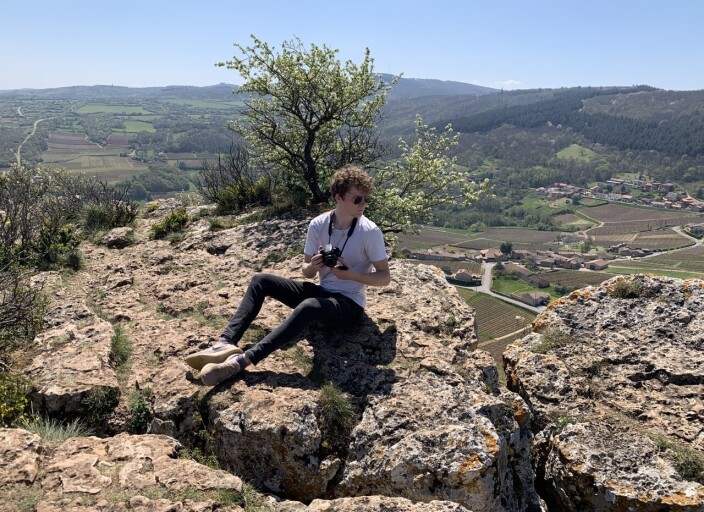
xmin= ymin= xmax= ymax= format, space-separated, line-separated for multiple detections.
xmin=2 ymin=201 xmax=547 ymax=510
xmin=504 ymin=274 xmax=704 ymax=511
xmin=0 ymin=429 xmax=244 ymax=512
xmin=25 ymin=300 xmax=120 ymax=419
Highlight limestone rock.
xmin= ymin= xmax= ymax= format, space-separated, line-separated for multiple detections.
xmin=102 ymin=227 xmax=134 ymax=249
xmin=206 ymin=261 xmax=542 ymax=511
xmin=25 ymin=301 xmax=119 ymax=417
xmin=10 ymin=206 xmax=545 ymax=511
xmin=307 ymin=495 xmax=473 ymax=511
xmin=0 ymin=428 xmax=41 ymax=486
xmin=1 ymin=432 xmax=243 ymax=512
xmin=504 ymin=274 xmax=704 ymax=511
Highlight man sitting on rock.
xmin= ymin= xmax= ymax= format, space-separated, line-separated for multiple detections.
xmin=186 ymin=165 xmax=391 ymax=386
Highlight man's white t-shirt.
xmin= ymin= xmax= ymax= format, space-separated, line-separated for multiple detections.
xmin=304 ymin=211 xmax=387 ymax=308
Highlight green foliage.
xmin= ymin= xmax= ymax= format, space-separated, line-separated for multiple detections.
xmin=0 ymin=165 xmax=136 ymax=270
xmin=500 ymin=241 xmax=513 ymax=255
xmin=651 ymin=435 xmax=704 ymax=484
xmin=284 ymin=345 xmax=313 ymax=375
xmin=151 ymin=208 xmax=189 ymax=239
xmin=128 ymin=388 xmax=151 ymax=434
xmin=532 ymin=327 xmax=578 ymax=354
xmin=120 ymin=166 xmax=191 ymax=200
xmin=220 ymin=35 xmax=394 ymax=203
xmin=0 ymin=267 xmax=47 ymax=360
xmin=175 ymin=191 xmax=203 ymax=207
xmin=0 ymin=371 xmax=32 ymax=427
xmin=370 ymin=115 xmax=491 ymax=236
xmin=20 ymin=416 xmax=93 ymax=445
xmin=33 ymin=222 xmax=82 ymax=270
xmin=109 ymin=325 xmax=132 ymax=377
xmin=318 ymin=382 xmax=356 ymax=453
xmin=81 ymin=386 xmax=119 ymax=433
xmin=547 ymin=410 xmax=575 ymax=432
xmin=196 ymin=145 xmax=273 ymax=214
xmin=608 ymin=278 xmax=656 ymax=299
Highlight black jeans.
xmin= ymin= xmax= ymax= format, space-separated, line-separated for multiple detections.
xmin=221 ymin=273 xmax=363 ymax=365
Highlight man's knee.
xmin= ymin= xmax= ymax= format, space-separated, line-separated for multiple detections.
xmin=294 ymin=298 xmax=322 ymax=317
xmin=249 ymin=273 xmax=275 ymax=290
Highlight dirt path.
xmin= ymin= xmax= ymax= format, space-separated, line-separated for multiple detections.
xmin=15 ymin=117 xmax=52 ymax=165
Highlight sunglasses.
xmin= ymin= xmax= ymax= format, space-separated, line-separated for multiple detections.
xmin=350 ymin=195 xmax=368 ymax=205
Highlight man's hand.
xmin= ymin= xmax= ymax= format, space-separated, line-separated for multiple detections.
xmin=329 ymin=257 xmax=351 ymax=279
xmin=302 ymin=252 xmax=325 ymax=278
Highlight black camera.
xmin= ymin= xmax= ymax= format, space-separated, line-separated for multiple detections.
xmin=320 ymin=244 xmax=342 ymax=267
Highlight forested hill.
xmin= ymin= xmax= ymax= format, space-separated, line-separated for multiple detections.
xmin=436 ymin=86 xmax=704 ymax=157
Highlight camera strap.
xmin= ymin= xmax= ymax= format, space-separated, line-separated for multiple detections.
xmin=328 ymin=212 xmax=357 ymax=257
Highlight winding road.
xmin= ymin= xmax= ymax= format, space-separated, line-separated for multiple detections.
xmin=15 ymin=117 xmax=52 ymax=165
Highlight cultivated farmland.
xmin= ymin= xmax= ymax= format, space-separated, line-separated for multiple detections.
xmin=607 ymin=245 xmax=704 ymax=277
xmin=43 ymin=132 xmax=148 ymax=181
xmin=455 ymin=288 xmax=535 ymax=343
xmin=541 ymin=269 xmax=612 ymax=289
xmin=580 ymin=202 xmax=702 ymax=250
xmin=455 ymin=288 xmax=536 ymax=384
xmin=581 ymin=203 xmax=702 ymax=224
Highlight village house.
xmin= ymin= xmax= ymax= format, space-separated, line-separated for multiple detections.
xmin=551 ymin=253 xmax=582 ymax=269
xmin=503 ymin=262 xmax=550 ymax=288
xmin=453 ymin=269 xmax=481 ymax=285
xmin=518 ymin=291 xmax=551 ymax=307
xmin=585 ymin=259 xmax=609 ymax=270
xmin=479 ymin=248 xmax=505 ymax=262
xmin=512 ymin=249 xmax=531 ymax=261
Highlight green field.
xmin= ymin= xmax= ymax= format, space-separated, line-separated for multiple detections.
xmin=557 ymin=143 xmax=597 ymax=162
xmin=118 ymin=121 xmax=156 ymax=133
xmin=77 ymin=104 xmax=152 ymax=114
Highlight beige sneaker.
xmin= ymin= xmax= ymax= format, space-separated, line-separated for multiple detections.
xmin=200 ymin=354 xmax=243 ymax=386
xmin=185 ymin=342 xmax=243 ymax=371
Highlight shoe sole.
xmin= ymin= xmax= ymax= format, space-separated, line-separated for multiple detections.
xmin=185 ymin=345 xmax=243 ymax=371
xmin=200 ymin=362 xmax=240 ymax=386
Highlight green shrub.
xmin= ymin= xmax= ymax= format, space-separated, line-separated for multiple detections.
xmin=0 ymin=268 xmax=47 ymax=357
xmin=81 ymin=386 xmax=119 ymax=433
xmin=109 ymin=326 xmax=132 ymax=379
xmin=532 ymin=326 xmax=578 ymax=354
xmin=82 ymin=200 xmax=137 ymax=232
xmin=151 ymin=208 xmax=189 ymax=239
xmin=33 ymin=222 xmax=82 ymax=270
xmin=175 ymin=191 xmax=203 ymax=207
xmin=318 ymin=383 xmax=356 ymax=453
xmin=0 ymin=372 xmax=32 ymax=427
xmin=547 ymin=410 xmax=575 ymax=432
xmin=128 ymin=388 xmax=151 ymax=434
xmin=651 ymin=435 xmax=704 ymax=484
xmin=609 ymin=278 xmax=655 ymax=299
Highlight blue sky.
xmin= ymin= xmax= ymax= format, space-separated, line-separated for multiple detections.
xmin=3 ymin=0 xmax=702 ymax=91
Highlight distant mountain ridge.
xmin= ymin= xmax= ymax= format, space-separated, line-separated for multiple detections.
xmin=0 ymin=75 xmax=497 ymax=101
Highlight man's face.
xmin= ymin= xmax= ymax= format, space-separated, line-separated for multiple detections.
xmin=336 ymin=186 xmax=368 ymax=218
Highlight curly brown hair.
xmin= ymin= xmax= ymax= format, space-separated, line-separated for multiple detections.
xmin=329 ymin=164 xmax=375 ymax=199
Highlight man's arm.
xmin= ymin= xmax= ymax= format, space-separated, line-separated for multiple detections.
xmin=329 ymin=258 xmax=391 ymax=287
xmin=302 ymin=253 xmax=324 ymax=279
